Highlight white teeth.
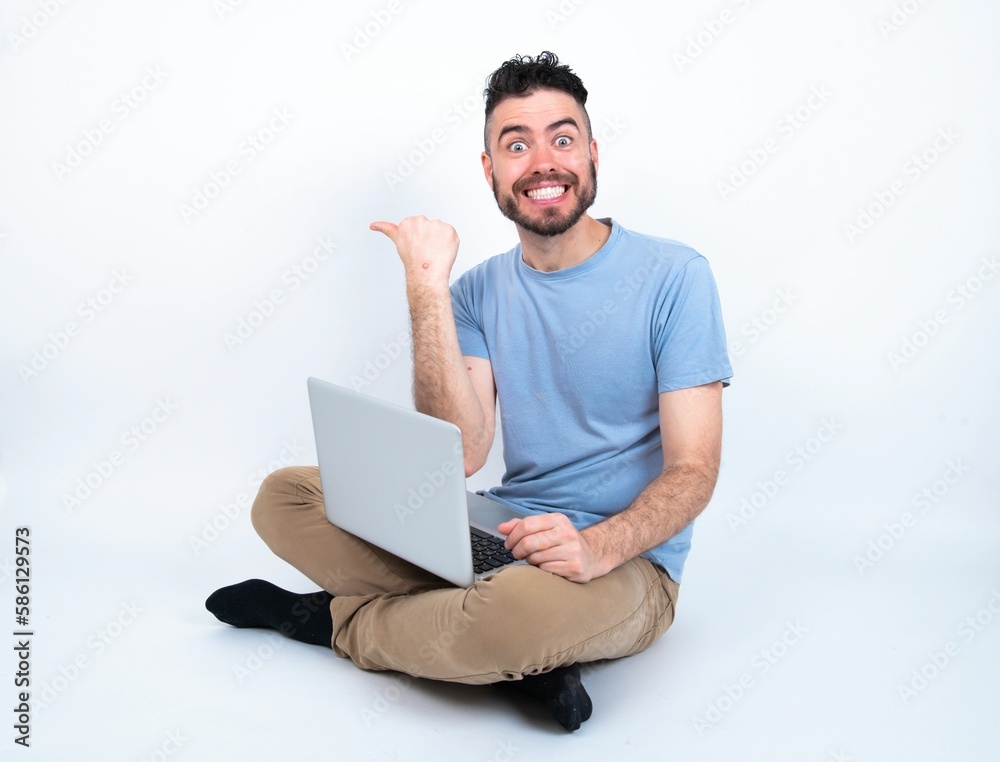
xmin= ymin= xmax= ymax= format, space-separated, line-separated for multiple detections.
xmin=526 ymin=185 xmax=567 ymax=199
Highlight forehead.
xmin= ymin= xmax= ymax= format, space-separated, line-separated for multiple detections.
xmin=488 ymin=89 xmax=586 ymax=140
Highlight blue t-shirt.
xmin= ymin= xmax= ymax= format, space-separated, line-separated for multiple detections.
xmin=450 ymin=217 xmax=733 ymax=583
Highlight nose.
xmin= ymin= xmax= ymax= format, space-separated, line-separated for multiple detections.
xmin=529 ymin=142 xmax=560 ymax=174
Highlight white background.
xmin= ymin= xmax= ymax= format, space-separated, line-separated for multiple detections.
xmin=1 ymin=0 xmax=998 ymax=760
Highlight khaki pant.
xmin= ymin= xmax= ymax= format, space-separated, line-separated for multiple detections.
xmin=251 ymin=466 xmax=680 ymax=685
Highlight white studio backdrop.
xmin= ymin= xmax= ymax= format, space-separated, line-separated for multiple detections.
xmin=1 ymin=0 xmax=998 ymax=760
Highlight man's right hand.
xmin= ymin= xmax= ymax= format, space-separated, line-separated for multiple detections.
xmin=369 ymin=216 xmax=459 ymax=288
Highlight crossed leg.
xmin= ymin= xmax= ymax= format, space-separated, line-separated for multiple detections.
xmin=248 ymin=466 xmax=680 ymax=683
xmin=209 ymin=465 xmax=680 ymax=730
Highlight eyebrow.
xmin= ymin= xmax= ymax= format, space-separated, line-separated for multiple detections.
xmin=496 ymin=117 xmax=581 ymax=145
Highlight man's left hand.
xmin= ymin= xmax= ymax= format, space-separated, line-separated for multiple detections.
xmin=498 ymin=514 xmax=607 ymax=584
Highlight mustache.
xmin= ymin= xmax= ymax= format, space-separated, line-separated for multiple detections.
xmin=513 ymin=174 xmax=578 ymax=194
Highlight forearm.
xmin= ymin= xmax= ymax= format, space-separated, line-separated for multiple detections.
xmin=406 ymin=277 xmax=490 ymax=468
xmin=582 ymin=461 xmax=718 ymax=576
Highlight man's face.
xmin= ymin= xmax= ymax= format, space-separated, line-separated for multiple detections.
xmin=482 ymin=89 xmax=598 ymax=237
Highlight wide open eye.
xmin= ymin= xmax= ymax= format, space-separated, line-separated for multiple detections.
xmin=510 ymin=141 xmax=527 ymax=152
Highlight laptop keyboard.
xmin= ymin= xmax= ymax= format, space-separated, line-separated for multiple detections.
xmin=470 ymin=526 xmax=517 ymax=574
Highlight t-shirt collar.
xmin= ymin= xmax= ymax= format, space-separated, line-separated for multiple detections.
xmin=517 ymin=217 xmax=620 ymax=281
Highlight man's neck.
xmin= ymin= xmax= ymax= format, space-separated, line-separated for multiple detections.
xmin=517 ymin=215 xmax=612 ymax=273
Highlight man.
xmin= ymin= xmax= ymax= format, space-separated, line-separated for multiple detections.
xmin=206 ymin=51 xmax=733 ymax=732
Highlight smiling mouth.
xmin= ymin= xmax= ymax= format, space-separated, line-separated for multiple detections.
xmin=524 ymin=185 xmax=569 ymax=200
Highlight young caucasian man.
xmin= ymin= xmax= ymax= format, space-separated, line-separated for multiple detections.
xmin=206 ymin=51 xmax=733 ymax=732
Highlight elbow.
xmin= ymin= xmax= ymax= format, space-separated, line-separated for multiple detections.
xmin=701 ymin=459 xmax=720 ymax=493
xmin=463 ymin=442 xmax=491 ymax=478
xmin=462 ymin=424 xmax=493 ymax=478
xmin=694 ymin=459 xmax=720 ymax=501
xmin=464 ymin=453 xmax=486 ymax=479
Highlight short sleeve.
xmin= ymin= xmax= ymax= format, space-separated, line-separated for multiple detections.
xmin=652 ymin=255 xmax=733 ymax=393
xmin=450 ymin=271 xmax=490 ymax=360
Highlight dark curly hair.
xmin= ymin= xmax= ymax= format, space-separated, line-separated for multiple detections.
xmin=483 ymin=51 xmax=592 ymax=153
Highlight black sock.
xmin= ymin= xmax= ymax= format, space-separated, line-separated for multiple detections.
xmin=509 ymin=663 xmax=593 ymax=731
xmin=205 ymin=579 xmax=334 ymax=647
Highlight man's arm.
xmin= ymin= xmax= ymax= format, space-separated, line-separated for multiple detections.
xmin=369 ymin=216 xmax=496 ymax=476
xmin=500 ymin=380 xmax=723 ymax=583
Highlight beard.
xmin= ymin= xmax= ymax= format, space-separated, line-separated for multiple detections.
xmin=491 ymin=160 xmax=598 ymax=237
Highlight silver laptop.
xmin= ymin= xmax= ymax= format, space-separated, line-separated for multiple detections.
xmin=306 ymin=377 xmax=528 ymax=587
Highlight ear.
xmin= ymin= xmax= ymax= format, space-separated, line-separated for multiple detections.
xmin=481 ymin=150 xmax=494 ymax=188
xmin=589 ymin=137 xmax=599 ymax=174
